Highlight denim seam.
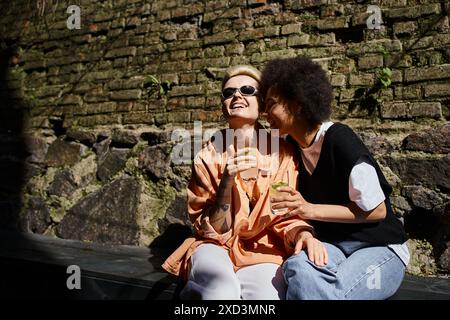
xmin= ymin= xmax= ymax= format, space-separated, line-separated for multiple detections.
xmin=342 ymin=253 xmax=395 ymax=298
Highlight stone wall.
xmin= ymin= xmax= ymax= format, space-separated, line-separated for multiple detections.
xmin=0 ymin=0 xmax=449 ymax=276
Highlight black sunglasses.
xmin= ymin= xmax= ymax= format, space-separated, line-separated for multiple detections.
xmin=222 ymin=85 xmax=259 ymax=100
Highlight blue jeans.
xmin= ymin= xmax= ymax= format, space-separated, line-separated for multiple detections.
xmin=283 ymin=241 xmax=406 ymax=300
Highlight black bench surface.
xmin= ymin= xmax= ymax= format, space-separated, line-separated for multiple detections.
xmin=0 ymin=230 xmax=178 ymax=299
xmin=0 ymin=231 xmax=449 ymax=300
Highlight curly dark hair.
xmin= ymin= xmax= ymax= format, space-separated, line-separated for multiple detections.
xmin=260 ymin=56 xmax=333 ymax=126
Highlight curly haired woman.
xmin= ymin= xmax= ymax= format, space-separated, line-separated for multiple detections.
xmin=260 ymin=56 xmax=409 ymax=300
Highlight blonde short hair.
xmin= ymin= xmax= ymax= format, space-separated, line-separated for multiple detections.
xmin=221 ymin=65 xmax=262 ymax=89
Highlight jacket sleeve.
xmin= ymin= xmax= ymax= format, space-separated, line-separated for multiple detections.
xmin=187 ymin=153 xmax=232 ymax=244
xmin=270 ymin=216 xmax=314 ymax=255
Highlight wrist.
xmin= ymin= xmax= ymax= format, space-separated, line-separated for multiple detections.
xmin=303 ymin=203 xmax=318 ymax=220
xmin=209 ymin=211 xmax=227 ymax=223
xmin=221 ymin=169 xmax=235 ymax=185
xmin=297 ymin=229 xmax=313 ymax=239
xmin=292 ymin=229 xmax=312 ymax=247
xmin=311 ymin=204 xmax=321 ymax=219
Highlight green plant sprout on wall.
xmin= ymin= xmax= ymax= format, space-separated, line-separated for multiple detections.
xmin=349 ymin=47 xmax=394 ymax=122
xmin=377 ymin=67 xmax=392 ymax=88
xmin=378 ymin=48 xmax=393 ymax=88
xmin=145 ymin=75 xmax=171 ymax=99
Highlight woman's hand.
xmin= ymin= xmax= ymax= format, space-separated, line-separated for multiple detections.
xmin=272 ymin=187 xmax=388 ymax=223
xmin=271 ymin=186 xmax=316 ymax=219
xmin=294 ymin=230 xmax=328 ymax=267
xmin=224 ymin=144 xmax=257 ymax=178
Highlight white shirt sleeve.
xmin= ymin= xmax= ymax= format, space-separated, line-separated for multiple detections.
xmin=349 ymin=158 xmax=386 ymax=211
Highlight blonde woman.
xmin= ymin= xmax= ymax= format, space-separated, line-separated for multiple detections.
xmin=162 ymin=65 xmax=326 ymax=300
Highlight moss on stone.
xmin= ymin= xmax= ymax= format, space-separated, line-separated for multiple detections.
xmin=48 ymin=202 xmax=66 ymax=224
xmin=123 ymin=157 xmax=141 ymax=176
xmin=406 ymin=239 xmax=438 ymax=276
xmin=136 ymin=176 xmax=178 ymax=246
xmin=7 ymin=66 xmax=26 ymax=81
xmin=70 ymin=152 xmax=97 ymax=186
xmin=129 ymin=141 xmax=148 ymax=157
xmin=379 ymin=164 xmax=402 ymax=191
xmin=27 ymin=167 xmax=58 ymax=198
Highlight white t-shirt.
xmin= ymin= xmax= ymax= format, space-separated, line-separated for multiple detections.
xmin=299 ymin=121 xmax=410 ymax=265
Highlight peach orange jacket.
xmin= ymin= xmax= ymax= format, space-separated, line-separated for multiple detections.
xmin=162 ymin=132 xmax=313 ymax=278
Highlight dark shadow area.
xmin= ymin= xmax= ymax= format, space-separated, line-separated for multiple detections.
xmin=348 ymin=82 xmax=383 ymax=117
xmin=404 ymin=208 xmax=440 ymax=241
xmin=0 ymin=230 xmax=180 ymax=300
xmin=0 ymin=43 xmax=26 ymax=231
xmin=404 ymin=207 xmax=450 ymax=271
xmin=0 ymin=235 xmax=77 ymax=299
xmin=334 ymin=26 xmax=365 ymax=44
xmin=390 ymin=274 xmax=450 ymax=300
xmin=0 ymin=43 xmax=78 ymax=299
xmin=146 ymin=223 xmax=193 ymax=300
xmin=149 ymin=223 xmax=193 ymax=268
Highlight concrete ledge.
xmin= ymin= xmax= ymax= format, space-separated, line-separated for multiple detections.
xmin=0 ymin=231 xmax=449 ymax=300
xmin=0 ymin=231 xmax=180 ymax=299
xmin=390 ymin=274 xmax=450 ymax=300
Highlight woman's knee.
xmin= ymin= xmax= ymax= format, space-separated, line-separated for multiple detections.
xmin=188 ymin=261 xmax=240 ymax=295
xmin=185 ymin=244 xmax=241 ymax=299
xmin=184 ymin=263 xmax=241 ymax=299
xmin=283 ymin=252 xmax=312 ymax=279
xmin=283 ymin=253 xmax=340 ymax=299
xmin=190 ymin=244 xmax=234 ymax=276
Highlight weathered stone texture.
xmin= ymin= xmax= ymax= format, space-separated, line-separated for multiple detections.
xmin=22 ymin=196 xmax=52 ymax=234
xmin=57 ymin=176 xmax=141 ymax=245
xmin=403 ymin=186 xmax=445 ymax=211
xmin=47 ymin=170 xmax=77 ymax=198
xmin=405 ymin=64 xmax=450 ymax=82
xmin=138 ymin=145 xmax=172 ymax=180
xmin=381 ymin=102 xmax=442 ymax=119
xmin=357 ymin=132 xmax=396 ymax=156
xmin=97 ymin=148 xmax=129 ymax=182
xmin=65 ymin=128 xmax=97 ymax=146
xmin=402 ymin=124 xmax=450 ymax=154
xmin=383 ymin=155 xmax=450 ymax=190
xmin=45 ymin=139 xmax=88 ymax=167
xmin=25 ymin=136 xmax=49 ymax=164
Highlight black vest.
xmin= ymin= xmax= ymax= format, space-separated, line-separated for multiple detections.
xmin=289 ymin=123 xmax=407 ymax=245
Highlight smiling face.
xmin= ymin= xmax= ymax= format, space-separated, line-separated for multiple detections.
xmin=263 ymin=87 xmax=296 ymax=136
xmin=222 ymin=75 xmax=260 ymax=128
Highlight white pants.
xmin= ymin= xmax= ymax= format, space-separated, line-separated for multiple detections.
xmin=180 ymin=243 xmax=286 ymax=300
